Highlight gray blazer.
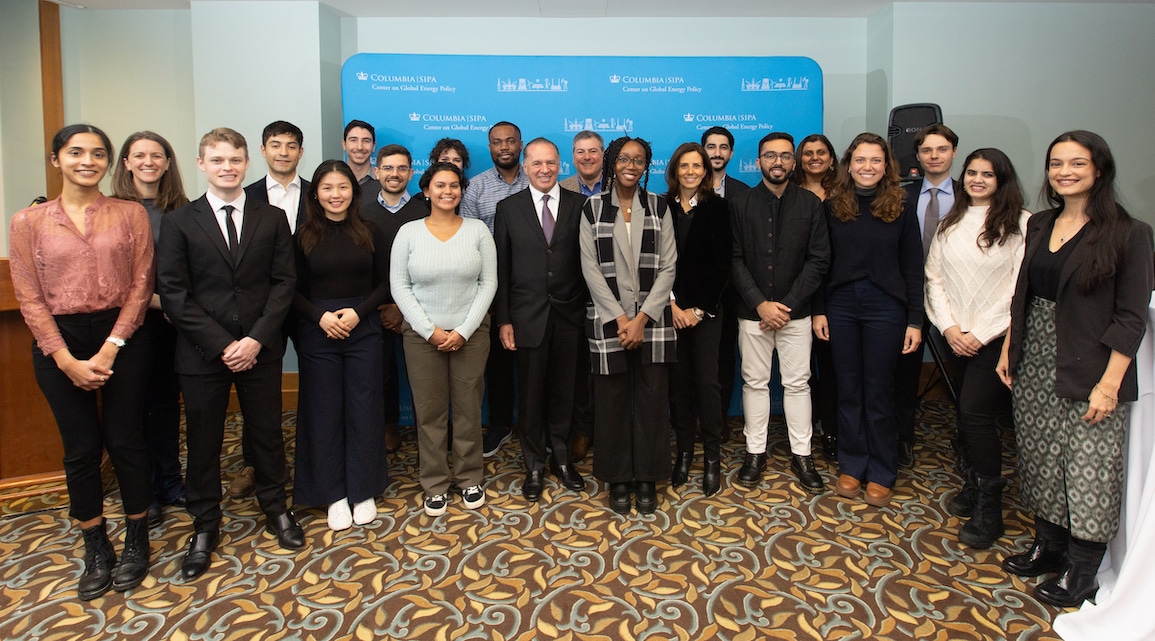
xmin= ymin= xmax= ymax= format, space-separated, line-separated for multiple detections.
xmin=579 ymin=189 xmax=677 ymax=375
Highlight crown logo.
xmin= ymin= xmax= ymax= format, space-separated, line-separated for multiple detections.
xmin=683 ymin=113 xmax=694 ymax=122
xmin=609 ymin=74 xmax=620 ymax=83
xmin=409 ymin=112 xmax=421 ymax=121
xmin=356 ymin=71 xmax=368 ymax=81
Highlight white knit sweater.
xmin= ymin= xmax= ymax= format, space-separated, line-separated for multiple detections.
xmin=924 ymin=206 xmax=1030 ymax=345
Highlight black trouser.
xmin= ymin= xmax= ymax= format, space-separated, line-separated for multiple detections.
xmin=670 ymin=312 xmax=724 ymax=460
xmin=944 ymin=337 xmax=1010 ymax=478
xmin=33 ymin=308 xmax=153 ymax=521
xmin=592 ymin=355 xmax=671 ymax=483
xmin=181 ymin=357 xmax=289 ymax=533
xmin=717 ymin=288 xmax=740 ymax=422
xmin=142 ymin=309 xmax=184 ymax=503
xmin=516 ymin=313 xmax=583 ymax=471
xmin=485 ymin=320 xmax=516 ymax=429
xmin=381 ymin=328 xmax=404 ymax=426
xmin=810 ymin=337 xmax=838 ymax=439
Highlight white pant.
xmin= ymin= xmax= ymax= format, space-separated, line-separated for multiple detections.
xmin=738 ymin=317 xmax=813 ymax=456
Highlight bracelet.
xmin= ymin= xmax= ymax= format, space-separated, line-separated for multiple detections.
xmin=1093 ymin=384 xmax=1118 ymax=403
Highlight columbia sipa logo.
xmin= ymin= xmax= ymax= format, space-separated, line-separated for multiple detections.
xmin=409 ymin=113 xmax=421 ymax=121
xmin=609 ymin=74 xmax=621 ymax=83
xmin=683 ymin=113 xmax=695 ymax=122
xmin=356 ymin=71 xmax=368 ymax=81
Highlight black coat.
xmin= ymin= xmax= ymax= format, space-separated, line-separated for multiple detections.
xmin=670 ymin=195 xmax=731 ymax=315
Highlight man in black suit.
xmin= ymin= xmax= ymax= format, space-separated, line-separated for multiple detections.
xmin=494 ymin=138 xmax=588 ymax=501
xmin=157 ymin=128 xmax=304 ymax=581
xmin=897 ymin=124 xmax=961 ymax=471
xmin=701 ymin=126 xmax=750 ymax=442
xmin=225 ymin=120 xmax=311 ymax=501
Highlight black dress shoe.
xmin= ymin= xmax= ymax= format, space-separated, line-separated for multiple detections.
xmin=146 ymin=502 xmax=163 ymax=529
xmin=736 ymin=452 xmax=767 ymax=488
xmin=671 ymin=451 xmax=693 ymax=488
xmin=790 ymin=454 xmax=824 ymax=493
xmin=898 ymin=440 xmax=915 ymax=468
xmin=702 ymin=458 xmax=721 ymax=496
xmin=821 ymin=433 xmax=838 ymax=460
xmin=181 ymin=530 xmax=219 ymax=580
xmin=550 ymin=460 xmax=586 ymax=492
xmin=608 ymin=482 xmax=632 ymax=514
xmin=523 ymin=469 xmax=544 ymax=501
xmin=265 ymin=511 xmax=306 ymax=550
xmin=635 ymin=481 xmax=657 ymax=514
xmin=1002 ymin=539 xmax=1066 ymax=577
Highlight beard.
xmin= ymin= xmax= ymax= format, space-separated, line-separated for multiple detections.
xmin=493 ymin=155 xmax=520 ymax=171
xmin=761 ymin=167 xmax=790 ymax=185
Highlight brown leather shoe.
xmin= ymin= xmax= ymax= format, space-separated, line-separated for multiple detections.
xmin=864 ymin=482 xmax=894 ymax=507
xmin=570 ymin=434 xmax=590 ymax=464
xmin=385 ymin=424 xmax=401 ymax=454
xmin=835 ymin=474 xmax=861 ymax=498
xmin=227 ymin=465 xmax=255 ymax=499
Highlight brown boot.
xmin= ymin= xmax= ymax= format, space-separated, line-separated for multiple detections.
xmin=226 ymin=465 xmax=255 ymax=499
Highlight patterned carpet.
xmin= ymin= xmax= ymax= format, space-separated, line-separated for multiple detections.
xmin=0 ymin=401 xmax=1067 ymax=641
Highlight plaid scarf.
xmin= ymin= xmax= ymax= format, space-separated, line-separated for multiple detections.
xmin=585 ymin=190 xmax=676 ymax=375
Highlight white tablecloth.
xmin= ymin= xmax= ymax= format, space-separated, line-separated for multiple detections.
xmin=1054 ymin=298 xmax=1155 ymax=640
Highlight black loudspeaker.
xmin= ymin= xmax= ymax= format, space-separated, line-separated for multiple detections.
xmin=888 ymin=103 xmax=943 ymax=181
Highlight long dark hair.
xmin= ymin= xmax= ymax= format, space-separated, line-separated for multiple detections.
xmin=1043 ymin=130 xmax=1133 ymax=291
xmin=828 ymin=132 xmax=904 ymax=223
xmin=936 ymin=148 xmax=1024 ymax=248
xmin=603 ymin=135 xmax=653 ymax=194
xmin=664 ymin=142 xmax=714 ymax=205
xmin=791 ymin=133 xmax=838 ymax=196
xmin=112 ymin=131 xmax=190 ymax=212
xmin=297 ymin=160 xmax=371 ymax=256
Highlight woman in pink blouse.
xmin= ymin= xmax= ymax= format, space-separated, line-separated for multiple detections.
xmin=9 ymin=124 xmax=155 ymax=600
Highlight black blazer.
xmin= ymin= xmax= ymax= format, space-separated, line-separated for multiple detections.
xmin=157 ymin=195 xmax=297 ymax=375
xmin=670 ymin=195 xmax=731 ymax=315
xmin=494 ymin=187 xmax=588 ymax=350
xmin=244 ymin=176 xmax=310 ymax=232
xmin=1006 ymin=209 xmax=1153 ymax=402
xmin=723 ymin=174 xmax=750 ymax=199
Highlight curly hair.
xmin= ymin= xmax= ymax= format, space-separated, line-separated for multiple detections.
xmin=828 ymin=132 xmax=905 ymax=223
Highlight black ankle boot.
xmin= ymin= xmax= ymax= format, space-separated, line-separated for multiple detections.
xmin=1035 ymin=537 xmax=1105 ymax=607
xmin=671 ymin=451 xmax=693 ymax=488
xmin=702 ymin=458 xmax=721 ymax=497
xmin=112 ymin=517 xmax=150 ymax=592
xmin=1003 ymin=518 xmax=1067 ymax=577
xmin=736 ymin=452 xmax=767 ymax=488
xmin=78 ymin=519 xmax=116 ymax=600
xmin=958 ymin=475 xmax=1006 ymax=549
xmin=948 ymin=436 xmax=976 ymax=517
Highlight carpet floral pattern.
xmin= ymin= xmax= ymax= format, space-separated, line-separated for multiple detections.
xmin=0 ymin=402 xmax=1065 ymax=640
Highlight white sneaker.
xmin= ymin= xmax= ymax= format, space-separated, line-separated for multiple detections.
xmin=462 ymin=485 xmax=486 ymax=509
xmin=352 ymin=497 xmax=377 ymax=525
xmin=424 ymin=493 xmax=448 ymax=517
xmin=328 ymin=498 xmax=353 ymax=531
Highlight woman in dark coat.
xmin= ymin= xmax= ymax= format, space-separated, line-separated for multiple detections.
xmin=996 ymin=130 xmax=1153 ymax=607
xmin=665 ymin=142 xmax=731 ymax=496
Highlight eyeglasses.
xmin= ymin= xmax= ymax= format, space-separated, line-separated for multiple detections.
xmin=759 ymin=152 xmax=795 ymax=163
xmin=378 ymin=165 xmax=410 ymax=173
xmin=616 ymin=156 xmax=647 ymax=168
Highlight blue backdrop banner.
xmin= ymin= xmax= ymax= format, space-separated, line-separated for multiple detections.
xmin=341 ymin=53 xmax=823 ymax=189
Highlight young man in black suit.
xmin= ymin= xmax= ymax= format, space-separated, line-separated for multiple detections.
xmin=157 ymin=128 xmax=304 ymax=581
xmin=494 ymin=138 xmax=588 ymax=501
xmin=896 ymin=124 xmax=960 ymax=470
xmin=225 ymin=120 xmax=310 ymax=501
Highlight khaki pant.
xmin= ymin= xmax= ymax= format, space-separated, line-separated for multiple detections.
xmin=403 ymin=317 xmax=490 ymax=496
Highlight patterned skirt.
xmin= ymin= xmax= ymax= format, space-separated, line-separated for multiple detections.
xmin=1011 ymin=297 xmax=1128 ymax=542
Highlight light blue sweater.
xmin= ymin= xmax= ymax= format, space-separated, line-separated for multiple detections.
xmin=390 ymin=217 xmax=497 ymax=341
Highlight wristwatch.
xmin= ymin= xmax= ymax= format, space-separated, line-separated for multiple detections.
xmin=692 ymin=308 xmax=705 ymax=321
xmin=105 ymin=336 xmax=126 ymax=348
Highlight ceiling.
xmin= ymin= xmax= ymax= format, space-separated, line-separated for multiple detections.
xmin=46 ymin=0 xmax=1155 ymax=19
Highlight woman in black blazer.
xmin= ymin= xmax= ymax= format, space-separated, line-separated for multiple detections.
xmin=665 ymin=142 xmax=731 ymax=496
xmin=996 ymin=131 xmax=1153 ymax=607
